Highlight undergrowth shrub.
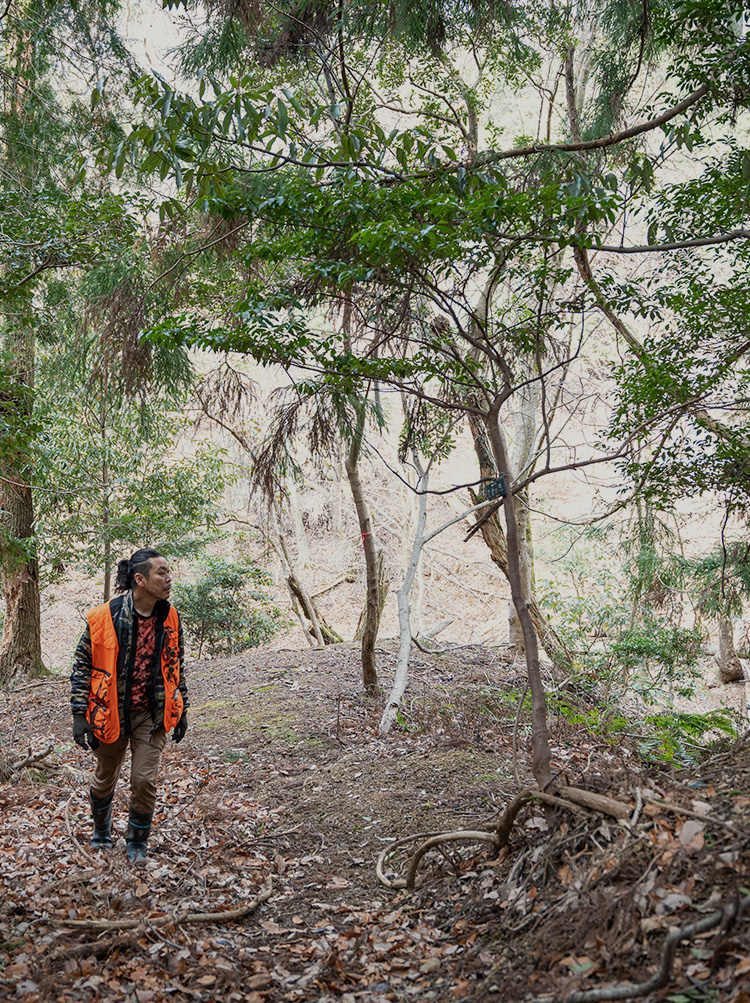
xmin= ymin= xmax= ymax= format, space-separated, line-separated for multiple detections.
xmin=538 ymin=553 xmax=733 ymax=767
xmin=172 ymin=555 xmax=286 ymax=657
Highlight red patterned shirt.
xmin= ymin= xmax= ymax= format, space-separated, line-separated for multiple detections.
xmin=130 ymin=614 xmax=157 ymax=711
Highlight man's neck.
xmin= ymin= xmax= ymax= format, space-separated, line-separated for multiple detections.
xmin=132 ymin=590 xmax=156 ymax=618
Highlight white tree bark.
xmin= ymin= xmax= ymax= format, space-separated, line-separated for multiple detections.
xmin=286 ymin=478 xmax=312 ymax=568
xmin=379 ymin=470 xmax=495 ymax=735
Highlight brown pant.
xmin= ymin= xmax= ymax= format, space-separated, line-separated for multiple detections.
xmin=91 ymin=711 xmax=167 ymax=815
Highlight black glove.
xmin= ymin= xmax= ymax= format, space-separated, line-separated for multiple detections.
xmin=172 ymin=712 xmax=188 ymax=744
xmin=72 ymin=714 xmax=99 ymax=751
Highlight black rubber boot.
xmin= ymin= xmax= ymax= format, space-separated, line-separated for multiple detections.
xmin=89 ymin=790 xmax=114 ymax=849
xmin=125 ymin=808 xmax=152 ymax=864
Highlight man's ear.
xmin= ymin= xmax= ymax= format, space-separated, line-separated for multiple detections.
xmin=133 ymin=572 xmax=146 ymax=589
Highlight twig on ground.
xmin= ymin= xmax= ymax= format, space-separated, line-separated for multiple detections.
xmin=412 ymin=636 xmax=447 ymax=654
xmin=630 ymin=786 xmax=643 ymax=828
xmin=558 ymin=894 xmax=750 ymax=1003
xmin=639 ymin=792 xmax=747 ymax=835
xmin=52 ymin=876 xmax=274 ymax=931
xmin=12 ymin=679 xmax=63 ymax=692
xmin=64 ymin=795 xmax=95 ymax=863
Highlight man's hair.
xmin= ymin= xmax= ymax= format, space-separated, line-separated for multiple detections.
xmin=114 ymin=548 xmax=163 ymax=594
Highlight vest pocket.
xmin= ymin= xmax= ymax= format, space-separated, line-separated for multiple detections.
xmin=88 ymin=665 xmax=114 ymax=739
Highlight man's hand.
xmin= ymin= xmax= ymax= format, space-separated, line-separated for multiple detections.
xmin=73 ymin=714 xmax=99 ymax=751
xmin=172 ymin=712 xmax=188 ymax=744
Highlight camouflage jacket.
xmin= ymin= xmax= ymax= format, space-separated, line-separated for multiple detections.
xmin=70 ymin=592 xmax=188 ymax=738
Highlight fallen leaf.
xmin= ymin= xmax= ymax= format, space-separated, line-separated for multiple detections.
xmin=245 ymin=973 xmax=272 ymax=989
xmin=420 ymin=958 xmax=440 ymax=973
xmin=641 ymin=916 xmax=669 ymax=933
xmin=735 ymin=957 xmax=750 ymax=977
xmin=678 ymin=820 xmax=705 ymax=851
xmin=327 ymin=877 xmax=351 ymax=889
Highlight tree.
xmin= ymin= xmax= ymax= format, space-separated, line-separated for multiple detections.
xmin=33 ymin=332 xmax=229 ymax=600
xmin=0 ymin=0 xmax=143 ymax=682
xmin=171 ymin=555 xmax=286 ymax=657
xmin=123 ymin=0 xmax=750 ymax=788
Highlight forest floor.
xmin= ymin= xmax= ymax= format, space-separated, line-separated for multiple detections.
xmin=1 ymin=642 xmax=749 ymax=1003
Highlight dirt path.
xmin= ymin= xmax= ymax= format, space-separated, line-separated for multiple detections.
xmin=1 ymin=644 xmax=749 ymax=1003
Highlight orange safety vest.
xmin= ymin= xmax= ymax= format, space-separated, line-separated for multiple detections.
xmin=86 ymin=601 xmax=184 ymax=744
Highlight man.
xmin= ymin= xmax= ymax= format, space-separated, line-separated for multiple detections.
xmin=70 ymin=548 xmax=188 ymax=862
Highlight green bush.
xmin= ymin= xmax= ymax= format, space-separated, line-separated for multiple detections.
xmin=172 ymin=556 xmax=287 ymax=657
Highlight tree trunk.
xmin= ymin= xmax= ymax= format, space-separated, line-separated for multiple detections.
xmin=101 ymin=387 xmax=112 ymax=601
xmin=354 ymin=550 xmax=388 ymax=640
xmin=345 ymin=402 xmax=380 ymax=696
xmin=0 ymin=327 xmax=43 ymax=683
xmin=380 ymin=458 xmax=429 ymax=734
xmin=268 ymin=504 xmax=341 ymax=646
xmin=715 ymin=615 xmax=743 ymax=683
xmin=287 ymin=478 xmax=312 ymax=568
xmin=467 ymin=415 xmax=573 ymax=669
xmin=508 ymin=491 xmax=534 ymax=653
xmin=467 ymin=486 xmax=573 ymax=669
xmin=486 ymin=400 xmax=552 ymax=789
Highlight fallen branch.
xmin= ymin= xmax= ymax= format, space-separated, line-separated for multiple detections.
xmin=556 ymin=786 xmax=632 ymax=820
xmin=531 ymin=790 xmax=590 ymax=816
xmin=560 ymin=894 xmax=750 ymax=1003
xmin=46 ymin=934 xmax=138 ymax=963
xmin=11 ymin=743 xmax=54 ymax=773
xmin=53 ymin=876 xmax=273 ymax=931
xmin=310 ymin=573 xmax=354 ymax=598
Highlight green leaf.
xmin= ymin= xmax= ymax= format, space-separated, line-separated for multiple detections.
xmin=281 ymin=87 xmax=304 ymax=117
xmin=277 ymin=99 xmax=289 ymax=138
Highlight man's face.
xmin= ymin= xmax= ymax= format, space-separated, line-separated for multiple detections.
xmin=135 ymin=557 xmax=172 ymax=602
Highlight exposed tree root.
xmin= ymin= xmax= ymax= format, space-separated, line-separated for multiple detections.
xmin=377 ymin=784 xmax=634 ymax=890
xmin=404 ymin=831 xmax=500 ymax=890
xmin=52 ymin=876 xmax=273 ymax=931
xmin=376 ymin=832 xmax=445 ymax=889
xmin=557 ymin=894 xmax=750 ymax=1003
